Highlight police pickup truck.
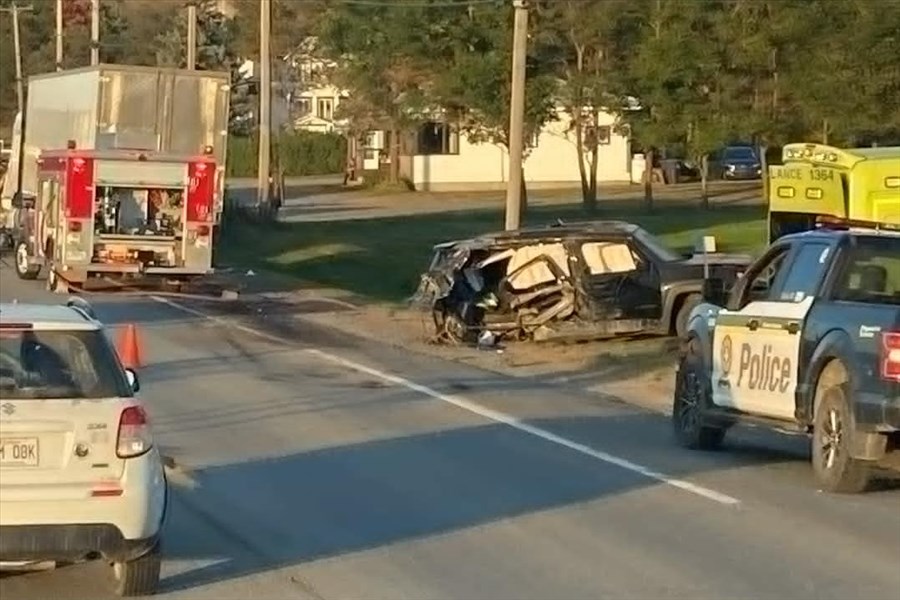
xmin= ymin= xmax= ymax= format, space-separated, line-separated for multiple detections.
xmin=673 ymin=223 xmax=899 ymax=493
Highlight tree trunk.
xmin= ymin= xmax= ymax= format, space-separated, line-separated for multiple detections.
xmin=758 ymin=143 xmax=769 ymax=205
xmin=700 ymin=153 xmax=710 ymax=209
xmin=519 ymin=165 xmax=528 ymax=222
xmin=642 ymin=148 xmax=655 ymax=212
xmin=573 ymin=111 xmax=593 ymax=210
xmin=388 ymin=125 xmax=400 ymax=184
xmin=588 ymin=123 xmax=599 ymax=209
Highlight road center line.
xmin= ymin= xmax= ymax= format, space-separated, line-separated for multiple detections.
xmin=150 ymin=295 xmax=741 ymax=507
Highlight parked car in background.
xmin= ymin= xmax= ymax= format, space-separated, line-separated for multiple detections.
xmin=709 ymin=145 xmax=763 ymax=180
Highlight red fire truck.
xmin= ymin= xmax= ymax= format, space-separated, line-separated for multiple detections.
xmin=12 ymin=143 xmax=216 ymax=293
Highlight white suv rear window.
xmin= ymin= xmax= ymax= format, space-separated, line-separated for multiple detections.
xmin=0 ymin=328 xmax=130 ymax=399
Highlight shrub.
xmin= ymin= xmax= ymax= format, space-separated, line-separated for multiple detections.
xmin=226 ymin=131 xmax=346 ymax=177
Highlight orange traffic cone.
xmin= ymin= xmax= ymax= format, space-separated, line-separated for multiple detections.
xmin=117 ymin=323 xmax=143 ymax=370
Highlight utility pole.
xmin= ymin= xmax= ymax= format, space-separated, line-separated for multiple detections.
xmin=55 ymin=0 xmax=63 ymax=70
xmin=257 ymin=0 xmax=272 ymax=218
xmin=1 ymin=3 xmax=33 ymax=116
xmin=186 ymin=1 xmax=197 ymax=70
xmin=504 ymin=0 xmax=528 ymax=231
xmin=1 ymin=2 xmax=34 ymax=203
xmin=90 ymin=0 xmax=100 ymax=65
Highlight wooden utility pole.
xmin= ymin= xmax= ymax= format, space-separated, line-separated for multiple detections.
xmin=90 ymin=0 xmax=100 ymax=65
xmin=504 ymin=0 xmax=528 ymax=231
xmin=1 ymin=3 xmax=33 ymax=115
xmin=1 ymin=2 xmax=34 ymax=202
xmin=186 ymin=1 xmax=197 ymax=70
xmin=257 ymin=0 xmax=272 ymax=217
xmin=55 ymin=0 xmax=63 ymax=70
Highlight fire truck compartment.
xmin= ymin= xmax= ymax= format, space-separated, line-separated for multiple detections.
xmin=25 ymin=149 xmax=216 ymax=285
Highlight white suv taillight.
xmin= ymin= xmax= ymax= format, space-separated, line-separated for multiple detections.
xmin=881 ymin=332 xmax=900 ymax=382
xmin=116 ymin=405 xmax=153 ymax=458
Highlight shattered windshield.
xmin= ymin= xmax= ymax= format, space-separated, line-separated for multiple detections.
xmin=0 ymin=328 xmax=130 ymax=399
xmin=634 ymin=229 xmax=682 ymax=262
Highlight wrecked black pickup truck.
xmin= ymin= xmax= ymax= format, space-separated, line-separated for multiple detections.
xmin=411 ymin=220 xmax=752 ymax=344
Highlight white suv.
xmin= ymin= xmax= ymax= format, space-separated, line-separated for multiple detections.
xmin=0 ymin=298 xmax=167 ymax=596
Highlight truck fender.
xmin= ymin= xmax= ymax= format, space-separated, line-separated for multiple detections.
xmin=801 ymin=331 xmax=885 ymax=460
xmin=661 ymin=283 xmax=703 ymax=330
xmin=798 ymin=329 xmax=860 ymax=424
xmin=681 ymin=302 xmax=722 ymax=376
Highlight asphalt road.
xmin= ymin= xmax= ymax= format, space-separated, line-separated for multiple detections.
xmin=0 ymin=261 xmax=898 ymax=600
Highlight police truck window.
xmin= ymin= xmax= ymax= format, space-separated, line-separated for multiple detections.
xmin=778 ymin=243 xmax=831 ymax=301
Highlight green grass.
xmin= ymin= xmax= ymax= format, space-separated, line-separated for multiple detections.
xmin=219 ymin=201 xmax=768 ymax=303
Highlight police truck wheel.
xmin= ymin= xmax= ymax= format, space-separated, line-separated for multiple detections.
xmin=672 ymin=353 xmax=726 ymax=450
xmin=14 ymin=241 xmax=40 ymax=280
xmin=674 ymin=293 xmax=703 ymax=338
xmin=811 ymin=385 xmax=871 ymax=494
xmin=112 ymin=542 xmax=161 ymax=597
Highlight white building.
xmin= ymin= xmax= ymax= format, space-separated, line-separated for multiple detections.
xmin=280 ymin=38 xmax=633 ymax=189
xmin=397 ymin=109 xmax=632 ymax=191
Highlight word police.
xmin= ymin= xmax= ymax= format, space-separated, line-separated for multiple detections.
xmin=736 ymin=343 xmax=792 ymax=392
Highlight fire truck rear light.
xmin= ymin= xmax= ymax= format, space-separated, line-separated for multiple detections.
xmin=116 ymin=406 xmax=153 ymax=458
xmin=882 ymin=332 xmax=900 ymax=382
xmin=198 ymin=225 xmax=210 ymax=236
xmin=69 ymin=220 xmax=82 ymax=232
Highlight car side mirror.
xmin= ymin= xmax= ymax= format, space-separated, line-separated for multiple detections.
xmin=701 ymin=277 xmax=725 ymax=305
xmin=125 ymin=368 xmax=141 ymax=393
xmin=12 ymin=192 xmax=35 ymax=209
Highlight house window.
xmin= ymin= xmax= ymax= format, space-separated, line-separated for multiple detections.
xmin=295 ymin=98 xmax=311 ymax=117
xmin=417 ymin=121 xmax=459 ymax=155
xmin=317 ymin=97 xmax=334 ymax=120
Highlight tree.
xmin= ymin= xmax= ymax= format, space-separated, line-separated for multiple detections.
xmin=154 ymin=0 xmax=237 ymax=71
xmin=316 ymin=3 xmax=442 ymax=184
xmin=538 ymin=0 xmax=640 ymax=210
xmin=618 ymin=0 xmax=696 ymax=211
xmin=432 ymin=1 xmax=559 ymax=212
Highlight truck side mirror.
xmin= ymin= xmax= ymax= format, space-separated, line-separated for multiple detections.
xmin=701 ymin=277 xmax=726 ymax=305
xmin=12 ymin=192 xmax=35 ymax=209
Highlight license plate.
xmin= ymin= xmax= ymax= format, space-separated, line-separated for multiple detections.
xmin=0 ymin=438 xmax=39 ymax=467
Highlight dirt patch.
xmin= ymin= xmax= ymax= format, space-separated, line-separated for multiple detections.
xmin=294 ymin=302 xmax=680 ymax=414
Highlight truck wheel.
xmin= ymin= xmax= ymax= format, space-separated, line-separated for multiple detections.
xmin=674 ymin=293 xmax=703 ymax=338
xmin=112 ymin=543 xmax=161 ymax=597
xmin=811 ymin=385 xmax=871 ymax=494
xmin=672 ymin=352 xmax=726 ymax=450
xmin=46 ymin=268 xmax=69 ymax=294
xmin=14 ymin=241 xmax=40 ymax=280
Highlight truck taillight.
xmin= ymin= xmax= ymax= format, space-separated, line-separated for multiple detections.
xmin=116 ymin=405 xmax=153 ymax=458
xmin=882 ymin=332 xmax=900 ymax=382
xmin=198 ymin=225 xmax=210 ymax=236
xmin=69 ymin=220 xmax=82 ymax=232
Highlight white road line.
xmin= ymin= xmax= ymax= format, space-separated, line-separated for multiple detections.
xmin=150 ymin=295 xmax=741 ymax=507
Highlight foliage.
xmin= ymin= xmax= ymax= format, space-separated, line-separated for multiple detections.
xmin=431 ymin=2 xmax=559 ymax=153
xmin=226 ymin=131 xmax=346 ymax=178
xmin=3 ymin=0 xmax=900 ymax=176
xmin=536 ymin=0 xmax=641 ymax=208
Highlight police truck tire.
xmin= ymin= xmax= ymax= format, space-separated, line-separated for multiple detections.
xmin=672 ymin=352 xmax=726 ymax=450
xmin=112 ymin=542 xmax=161 ymax=597
xmin=675 ymin=293 xmax=703 ymax=338
xmin=14 ymin=241 xmax=40 ymax=280
xmin=811 ymin=384 xmax=871 ymax=494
